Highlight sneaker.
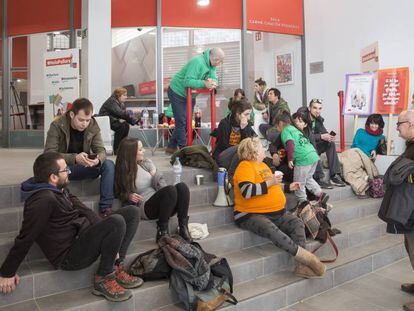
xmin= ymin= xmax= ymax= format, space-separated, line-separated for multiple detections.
xmin=165 ymin=147 xmax=178 ymax=155
xmin=99 ymin=208 xmax=113 ymax=219
xmin=330 ymin=174 xmax=346 ymax=187
xmin=319 ymin=192 xmax=330 ymax=206
xmin=92 ymin=273 xmax=132 ymax=302
xmin=316 ymin=179 xmax=334 ymax=189
xmin=115 ymin=265 xmax=144 ymax=289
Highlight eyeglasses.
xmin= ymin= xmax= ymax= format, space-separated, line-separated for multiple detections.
xmin=57 ymin=167 xmax=71 ymax=174
xmin=310 ymin=99 xmax=322 ymax=104
xmin=396 ymin=121 xmax=409 ymax=127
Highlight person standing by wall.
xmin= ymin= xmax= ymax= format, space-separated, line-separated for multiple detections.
xmin=377 ymin=110 xmax=414 ymax=311
xmin=165 ymin=48 xmax=225 ymax=154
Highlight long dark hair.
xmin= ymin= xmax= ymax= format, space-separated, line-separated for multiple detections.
xmin=115 ymin=138 xmax=139 ymax=202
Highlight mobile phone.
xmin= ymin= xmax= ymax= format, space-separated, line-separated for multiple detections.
xmin=88 ymin=153 xmax=97 ymax=160
xmin=330 ymin=131 xmax=336 ymax=136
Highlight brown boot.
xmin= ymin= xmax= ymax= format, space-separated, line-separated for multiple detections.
xmin=404 ymin=301 xmax=414 ymax=311
xmin=402 ymin=283 xmax=414 ymax=294
xmin=294 ymin=246 xmax=326 ymax=277
xmin=294 ymin=262 xmax=324 ymax=279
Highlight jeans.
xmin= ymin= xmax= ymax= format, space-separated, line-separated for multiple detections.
xmin=293 ymin=161 xmax=322 ymax=202
xmin=236 ymin=212 xmax=305 ymax=256
xmin=69 ymin=159 xmax=115 ymax=212
xmin=315 ymin=140 xmax=341 ymax=178
xmin=144 ymin=183 xmax=190 ymax=223
xmin=60 ymin=205 xmax=139 ymax=276
xmin=167 ymin=87 xmax=195 ymax=148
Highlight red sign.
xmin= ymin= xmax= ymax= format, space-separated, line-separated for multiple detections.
xmin=46 ymin=55 xmax=73 ymax=67
xmin=247 ymin=0 xmax=303 ymax=35
xmin=139 ymin=78 xmax=172 ymax=95
xmin=376 ymin=67 xmax=410 ymax=115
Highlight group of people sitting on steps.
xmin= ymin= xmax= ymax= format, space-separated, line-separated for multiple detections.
xmin=0 ymin=77 xmax=388 ymax=303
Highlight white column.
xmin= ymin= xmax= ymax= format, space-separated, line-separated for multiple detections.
xmin=28 ymin=34 xmax=48 ymax=107
xmin=81 ymin=0 xmax=111 ymax=113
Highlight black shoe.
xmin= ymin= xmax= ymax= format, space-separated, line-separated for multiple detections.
xmin=178 ymin=216 xmax=192 ymax=242
xmin=330 ymin=174 xmax=346 ymax=187
xmin=316 ymin=179 xmax=334 ymax=189
xmin=156 ymin=221 xmax=170 ymax=243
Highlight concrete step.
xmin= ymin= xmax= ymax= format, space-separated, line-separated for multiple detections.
xmin=1 ymin=233 xmax=404 ymax=311
xmin=0 ymin=212 xmax=389 ymax=308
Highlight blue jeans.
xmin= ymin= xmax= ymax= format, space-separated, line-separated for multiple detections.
xmin=167 ymin=87 xmax=195 ymax=148
xmin=69 ymin=159 xmax=115 ymax=212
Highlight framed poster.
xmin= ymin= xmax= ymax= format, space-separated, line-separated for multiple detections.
xmin=343 ymin=73 xmax=375 ymax=115
xmin=376 ymin=67 xmax=409 ymax=114
xmin=275 ymin=52 xmax=294 ymax=85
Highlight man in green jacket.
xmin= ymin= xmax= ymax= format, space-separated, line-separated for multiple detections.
xmin=165 ymin=48 xmax=225 ymax=154
xmin=44 ymin=98 xmax=115 ymax=217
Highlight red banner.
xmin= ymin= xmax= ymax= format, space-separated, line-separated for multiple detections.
xmin=112 ymin=0 xmax=156 ymax=27
xmin=162 ymin=0 xmax=242 ymax=29
xmin=247 ymin=0 xmax=303 ymax=35
xmin=138 ymin=78 xmax=172 ymax=95
xmin=376 ymin=67 xmax=409 ymax=115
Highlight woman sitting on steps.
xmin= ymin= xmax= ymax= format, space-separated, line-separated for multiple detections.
xmin=232 ymin=137 xmax=326 ymax=278
xmin=114 ymin=138 xmax=192 ymax=242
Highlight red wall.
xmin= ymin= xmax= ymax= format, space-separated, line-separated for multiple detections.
xmin=112 ymin=0 xmax=156 ymax=27
xmin=247 ymin=0 xmax=303 ymax=35
xmin=162 ymin=0 xmax=242 ymax=29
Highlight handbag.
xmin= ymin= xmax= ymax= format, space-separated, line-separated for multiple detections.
xmin=376 ymin=138 xmax=387 ymax=155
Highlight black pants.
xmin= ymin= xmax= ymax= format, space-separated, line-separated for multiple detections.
xmin=314 ymin=140 xmax=341 ymax=178
xmin=111 ymin=122 xmax=130 ymax=154
xmin=60 ymin=205 xmax=139 ymax=276
xmin=144 ymin=183 xmax=190 ymax=224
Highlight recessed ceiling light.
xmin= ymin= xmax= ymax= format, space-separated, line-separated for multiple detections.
xmin=197 ymin=0 xmax=210 ymax=6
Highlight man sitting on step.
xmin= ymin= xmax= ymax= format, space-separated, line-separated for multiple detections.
xmin=44 ymin=97 xmax=115 ymax=218
xmin=0 ymin=152 xmax=142 ymax=302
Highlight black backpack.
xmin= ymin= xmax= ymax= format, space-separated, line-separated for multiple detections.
xmin=160 ymin=236 xmax=237 ymax=311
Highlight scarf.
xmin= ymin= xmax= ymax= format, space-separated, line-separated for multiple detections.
xmin=365 ymin=124 xmax=383 ymax=136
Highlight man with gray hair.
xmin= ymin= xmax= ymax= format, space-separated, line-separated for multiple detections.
xmin=378 ymin=110 xmax=414 ymax=311
xmin=165 ymin=48 xmax=225 ymax=154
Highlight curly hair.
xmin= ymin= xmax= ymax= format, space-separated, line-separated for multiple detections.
xmin=237 ymin=137 xmax=261 ymax=161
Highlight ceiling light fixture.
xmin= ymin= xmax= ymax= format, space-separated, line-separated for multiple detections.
xmin=197 ymin=0 xmax=210 ymax=7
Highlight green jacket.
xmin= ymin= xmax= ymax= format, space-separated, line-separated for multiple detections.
xmin=44 ymin=113 xmax=106 ymax=165
xmin=169 ymin=48 xmax=218 ymax=98
xmin=252 ymin=88 xmax=269 ymax=111
xmin=269 ymin=97 xmax=290 ymax=126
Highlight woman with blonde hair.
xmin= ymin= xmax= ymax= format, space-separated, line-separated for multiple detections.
xmin=99 ymin=87 xmax=139 ymax=154
xmin=232 ymin=137 xmax=326 ymax=278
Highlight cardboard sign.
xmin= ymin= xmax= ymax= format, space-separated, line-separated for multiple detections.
xmin=376 ymin=67 xmax=409 ymax=114
xmin=360 ymin=42 xmax=379 ymax=72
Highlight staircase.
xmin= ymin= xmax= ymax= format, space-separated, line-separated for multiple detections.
xmin=0 ymin=155 xmax=405 ymax=311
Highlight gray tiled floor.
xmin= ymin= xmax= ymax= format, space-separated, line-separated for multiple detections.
xmin=284 ymin=257 xmax=414 ymax=311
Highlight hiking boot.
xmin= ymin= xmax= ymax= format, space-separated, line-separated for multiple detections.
xmin=178 ymin=216 xmax=192 ymax=242
xmin=156 ymin=221 xmax=170 ymax=242
xmin=330 ymin=174 xmax=346 ymax=187
xmin=92 ymin=273 xmax=132 ymax=302
xmin=356 ymin=193 xmax=370 ymax=199
xmin=165 ymin=147 xmax=177 ymax=155
xmin=316 ymin=179 xmax=333 ymax=189
xmin=404 ymin=301 xmax=414 ymax=311
xmin=294 ymin=262 xmax=324 ymax=279
xmin=115 ymin=264 xmax=143 ymax=289
xmin=402 ymin=283 xmax=414 ymax=294
xmin=294 ymin=246 xmax=326 ymax=277
xmin=99 ymin=208 xmax=113 ymax=219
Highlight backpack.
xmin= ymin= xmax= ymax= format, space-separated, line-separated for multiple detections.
xmin=127 ymin=248 xmax=171 ymax=281
xmin=160 ymin=235 xmax=237 ymax=311
xmin=368 ymin=176 xmax=385 ymax=198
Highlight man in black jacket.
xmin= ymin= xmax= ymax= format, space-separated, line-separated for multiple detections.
xmin=379 ymin=110 xmax=414 ymax=311
xmin=0 ymin=152 xmax=142 ymax=302
xmin=309 ymin=99 xmax=345 ymax=187
xmin=99 ymin=87 xmax=139 ymax=154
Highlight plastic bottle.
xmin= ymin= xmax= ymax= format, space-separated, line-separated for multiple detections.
xmin=172 ymin=157 xmax=182 ymax=185
xmin=194 ymin=105 xmax=202 ymax=128
xmin=142 ymin=109 xmax=149 ymax=128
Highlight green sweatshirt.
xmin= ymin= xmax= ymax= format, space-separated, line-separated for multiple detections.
xmin=169 ymin=48 xmax=218 ymax=98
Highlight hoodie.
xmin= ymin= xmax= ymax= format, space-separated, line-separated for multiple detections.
xmin=0 ymin=178 xmax=100 ymax=277
xmin=169 ymin=48 xmax=218 ymax=98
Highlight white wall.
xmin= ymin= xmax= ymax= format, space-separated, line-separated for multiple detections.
xmin=305 ymin=0 xmax=414 ymax=154
xmin=253 ymin=32 xmax=303 ymax=112
xmin=28 ymin=34 xmax=47 ymax=106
